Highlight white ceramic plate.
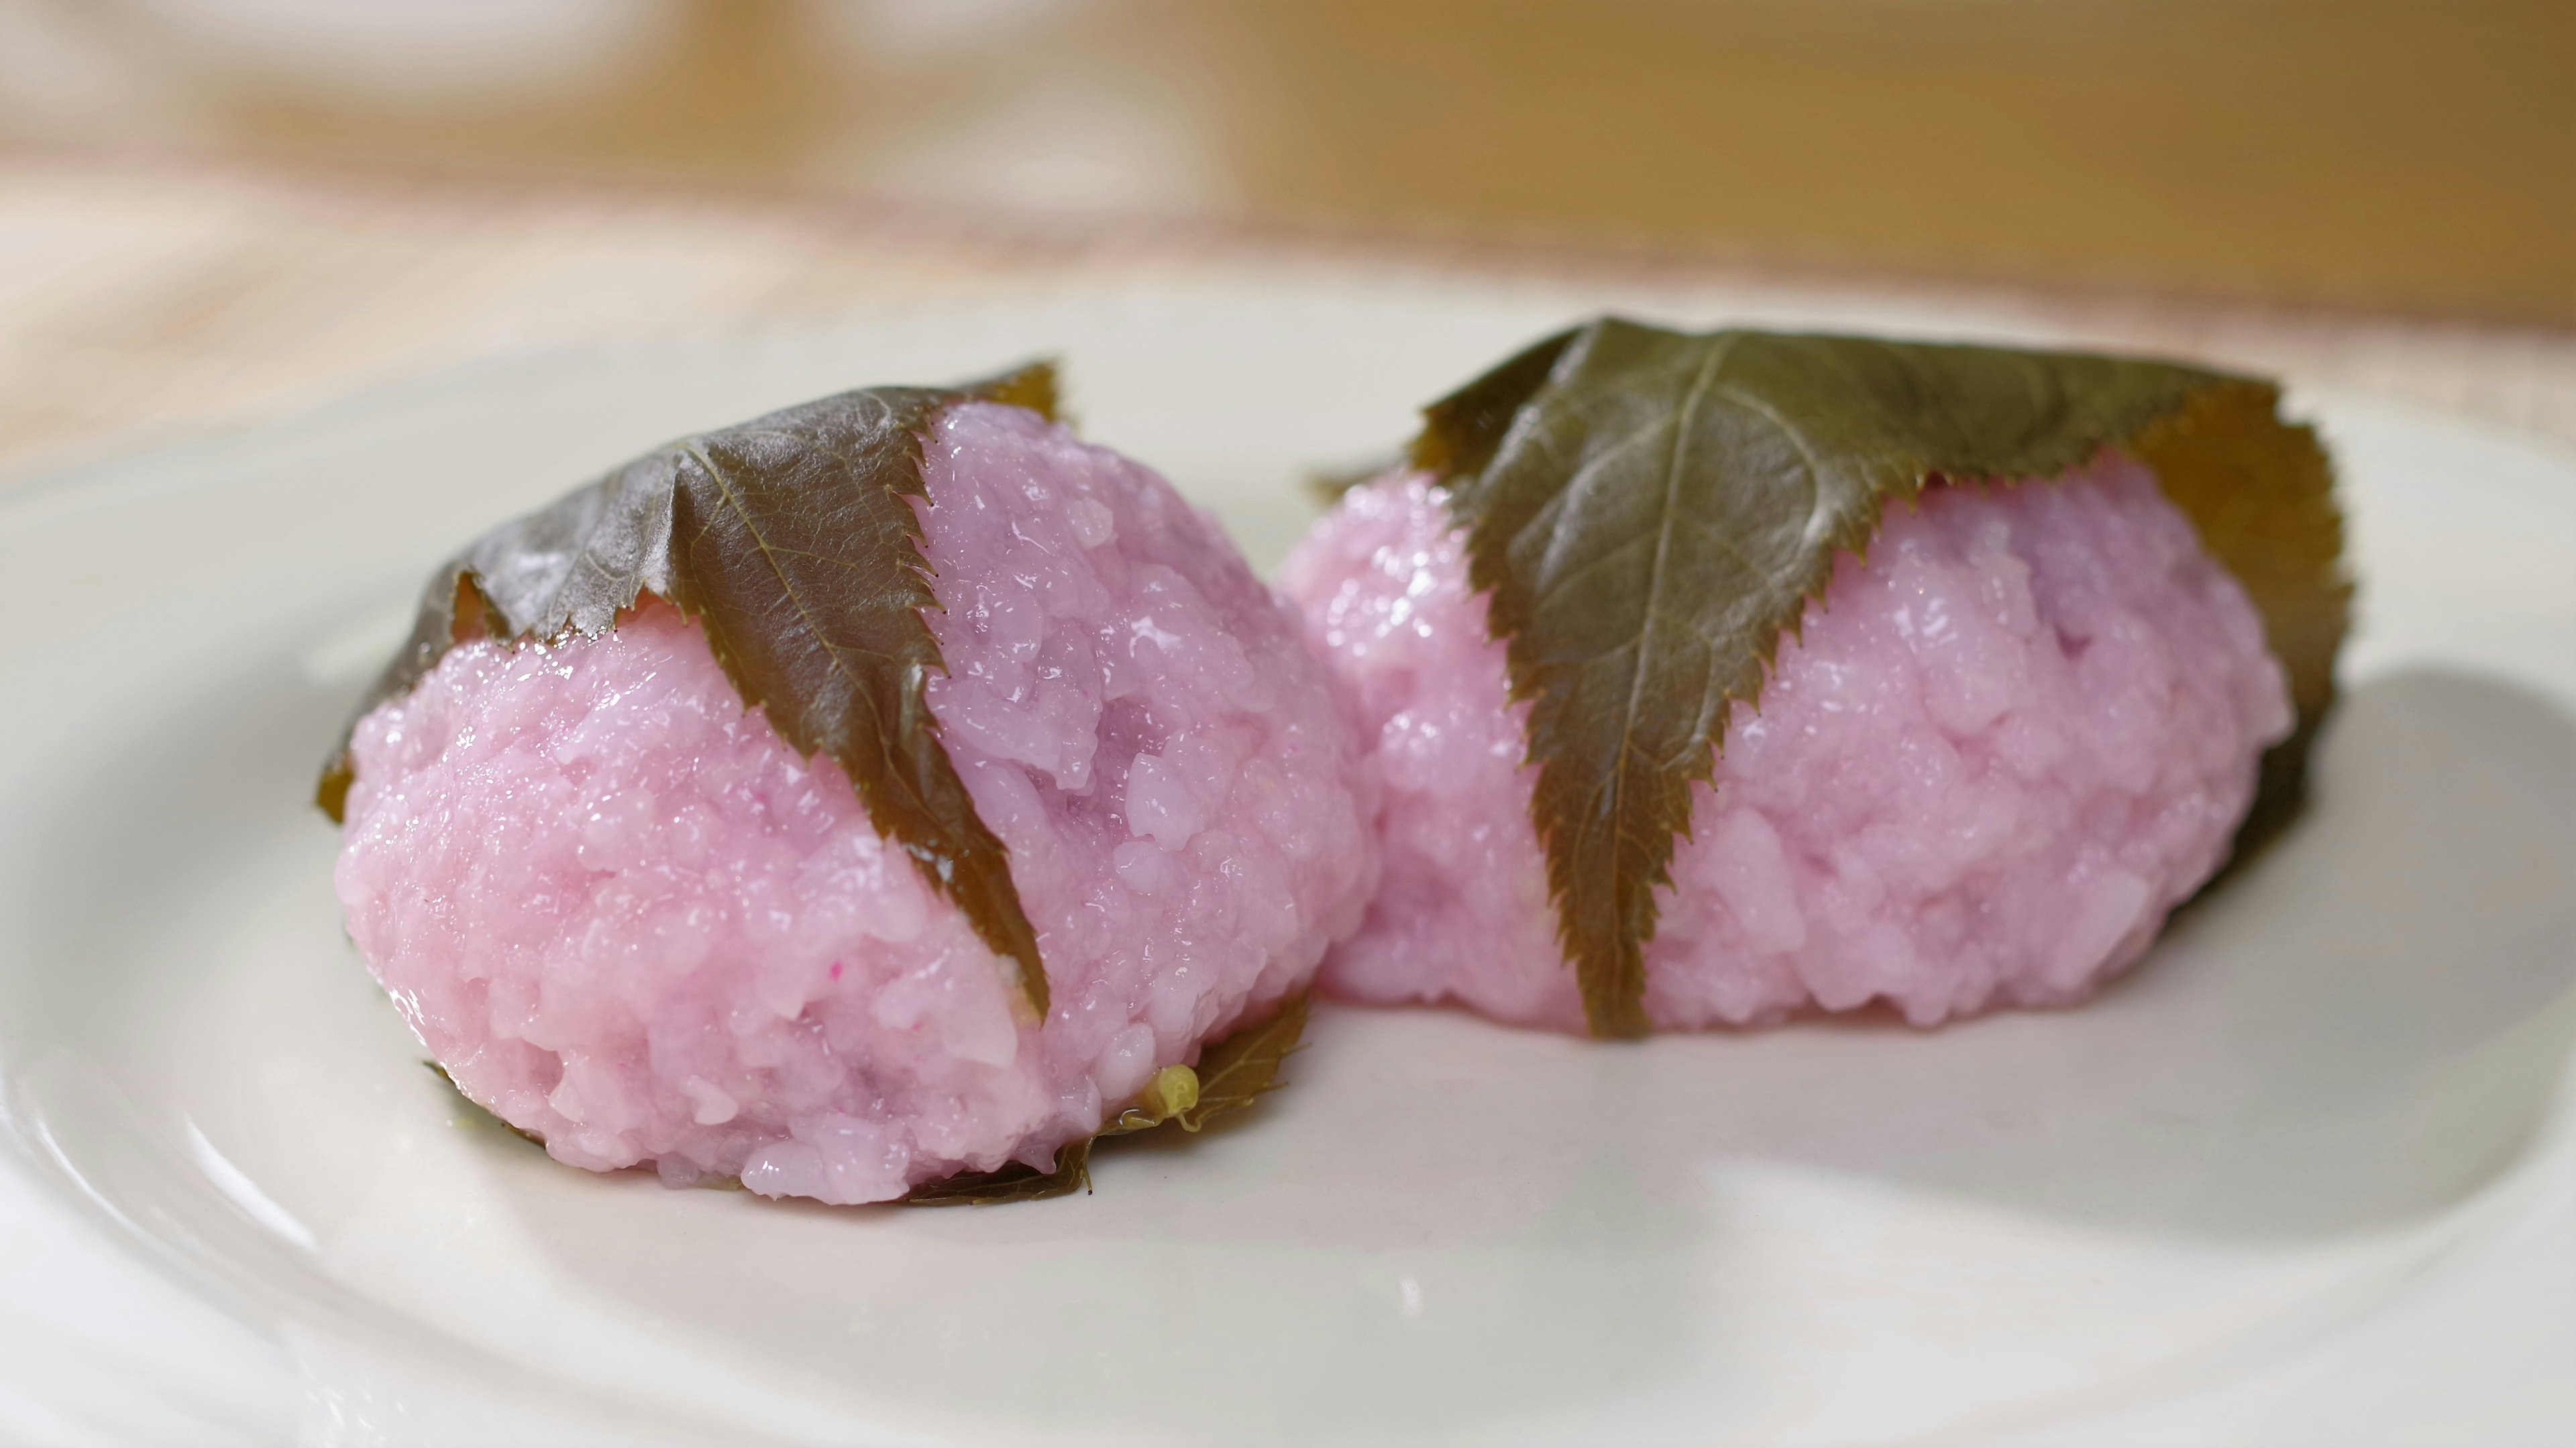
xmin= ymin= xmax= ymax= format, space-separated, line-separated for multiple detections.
xmin=3 ymin=278 xmax=2572 ymax=1447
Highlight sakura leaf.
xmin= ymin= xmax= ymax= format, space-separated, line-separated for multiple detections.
xmin=1417 ymin=321 xmax=2348 ymax=1036
xmin=318 ymin=363 xmax=1059 ymax=1014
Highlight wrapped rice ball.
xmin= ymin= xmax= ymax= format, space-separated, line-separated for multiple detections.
xmin=320 ymin=366 xmax=1375 ymax=1203
xmin=1282 ymin=321 xmax=2349 ymax=1037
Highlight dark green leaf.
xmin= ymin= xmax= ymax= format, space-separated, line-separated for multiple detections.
xmin=900 ymin=989 xmax=1309 ymax=1205
xmin=1415 ymin=320 xmax=2349 ymax=1038
xmin=319 ymin=363 xmax=1059 ymax=1015
xmin=1170 ymin=989 xmax=1307 ymax=1131
xmin=899 ymin=1138 xmax=1093 ymax=1207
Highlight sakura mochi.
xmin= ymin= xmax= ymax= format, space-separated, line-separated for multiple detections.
xmin=322 ymin=370 xmax=1375 ymax=1204
xmin=1281 ymin=321 xmax=2349 ymax=1037
xmin=1287 ymin=463 xmax=2286 ymax=1031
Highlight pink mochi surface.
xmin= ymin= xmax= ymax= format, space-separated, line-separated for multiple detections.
xmin=333 ymin=402 xmax=1377 ymax=1203
xmin=1279 ymin=456 xmax=2294 ymax=1033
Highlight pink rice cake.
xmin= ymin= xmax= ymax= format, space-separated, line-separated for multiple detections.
xmin=1279 ymin=456 xmax=2293 ymax=1033
xmin=334 ymin=402 xmax=1377 ymax=1203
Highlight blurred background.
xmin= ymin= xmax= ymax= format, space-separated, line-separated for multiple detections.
xmin=1 ymin=0 xmax=2570 ymax=474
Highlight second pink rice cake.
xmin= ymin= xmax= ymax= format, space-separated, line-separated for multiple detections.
xmin=1281 ymin=319 xmax=2349 ymax=1037
xmin=1284 ymin=461 xmax=2288 ymax=1031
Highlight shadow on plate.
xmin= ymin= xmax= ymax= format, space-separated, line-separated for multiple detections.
xmin=1687 ymin=663 xmax=2576 ymax=1242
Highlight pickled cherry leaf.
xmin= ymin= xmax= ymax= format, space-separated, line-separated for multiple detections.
xmin=1414 ymin=320 xmax=2349 ymax=1038
xmin=1170 ymin=989 xmax=1308 ymax=1131
xmin=317 ymin=364 xmax=1060 ymax=1015
xmin=901 ymin=991 xmax=1309 ymax=1206
xmin=900 ymin=1139 xmax=1095 ymax=1207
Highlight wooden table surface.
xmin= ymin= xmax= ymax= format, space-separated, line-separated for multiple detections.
xmin=6 ymin=147 xmax=2573 ymax=492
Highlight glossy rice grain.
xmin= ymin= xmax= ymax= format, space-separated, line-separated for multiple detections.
xmin=334 ymin=403 xmax=1377 ymax=1202
xmin=1279 ymin=457 xmax=2292 ymax=1032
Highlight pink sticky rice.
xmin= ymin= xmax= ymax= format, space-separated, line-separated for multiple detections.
xmin=1279 ymin=457 xmax=2293 ymax=1032
xmin=334 ymin=402 xmax=1377 ymax=1203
